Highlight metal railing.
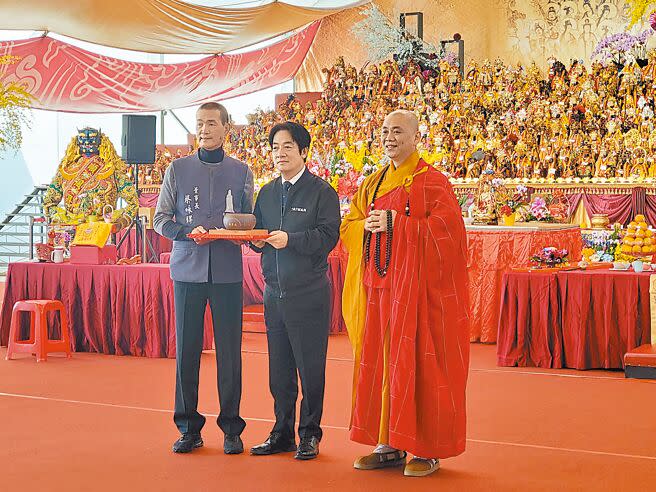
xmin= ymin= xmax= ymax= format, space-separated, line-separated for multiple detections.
xmin=0 ymin=186 xmax=48 ymax=275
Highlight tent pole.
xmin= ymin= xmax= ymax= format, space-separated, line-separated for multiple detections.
xmin=168 ymin=110 xmax=191 ymax=135
xmin=160 ymin=110 xmax=166 ymax=145
xmin=159 ymin=54 xmax=166 ymax=145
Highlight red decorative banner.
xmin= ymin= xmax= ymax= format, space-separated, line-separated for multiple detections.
xmin=0 ymin=22 xmax=319 ymax=113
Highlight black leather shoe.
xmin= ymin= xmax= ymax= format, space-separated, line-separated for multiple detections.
xmin=172 ymin=433 xmax=203 ymax=453
xmin=224 ymin=434 xmax=244 ymax=454
xmin=294 ymin=436 xmax=319 ymax=460
xmin=250 ymin=432 xmax=297 ymax=455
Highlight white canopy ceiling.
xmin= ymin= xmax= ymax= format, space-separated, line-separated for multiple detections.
xmin=0 ymin=0 xmax=367 ymax=54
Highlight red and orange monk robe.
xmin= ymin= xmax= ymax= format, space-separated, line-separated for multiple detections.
xmin=341 ymin=152 xmax=470 ymax=458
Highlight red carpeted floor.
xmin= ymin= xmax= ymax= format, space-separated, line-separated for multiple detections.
xmin=1 ymin=335 xmax=655 ymax=491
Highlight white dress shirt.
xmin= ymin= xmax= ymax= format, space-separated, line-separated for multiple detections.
xmin=282 ymin=167 xmax=306 ymax=186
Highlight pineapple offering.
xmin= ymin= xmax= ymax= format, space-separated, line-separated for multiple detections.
xmin=619 ymin=215 xmax=656 ymax=255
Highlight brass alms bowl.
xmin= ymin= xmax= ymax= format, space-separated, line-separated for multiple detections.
xmin=223 ymin=213 xmax=256 ymax=230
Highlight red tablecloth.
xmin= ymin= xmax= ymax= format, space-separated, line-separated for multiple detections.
xmin=467 ymin=228 xmax=582 ymax=343
xmin=153 ymin=229 xmax=583 ymax=346
xmin=498 ymin=269 xmax=652 ymax=369
xmin=0 ymin=262 xmax=198 ymax=357
xmin=115 ymin=229 xmax=171 ymax=261
xmin=1 ymin=258 xmax=346 ymax=357
xmin=558 ymin=270 xmax=651 ymax=369
xmin=160 ymin=246 xmax=346 ymax=334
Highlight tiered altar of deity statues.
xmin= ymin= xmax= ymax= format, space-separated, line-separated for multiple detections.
xmin=221 ymin=53 xmax=656 ymax=190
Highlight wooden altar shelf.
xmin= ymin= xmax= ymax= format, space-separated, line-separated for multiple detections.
xmin=452 ymin=181 xmax=656 ymax=195
xmin=138 ymin=180 xmax=656 ymax=195
xmin=465 ymin=224 xmax=579 ymax=232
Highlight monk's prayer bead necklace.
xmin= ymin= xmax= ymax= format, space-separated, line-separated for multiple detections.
xmin=364 ymin=166 xmax=393 ymax=277
xmin=364 ymin=165 xmax=414 ymax=277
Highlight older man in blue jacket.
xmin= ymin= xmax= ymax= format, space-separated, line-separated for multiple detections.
xmin=154 ymin=102 xmax=253 ymax=455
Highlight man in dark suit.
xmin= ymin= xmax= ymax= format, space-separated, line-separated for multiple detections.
xmin=154 ymin=102 xmax=253 ymax=455
xmin=249 ymin=121 xmax=341 ymax=460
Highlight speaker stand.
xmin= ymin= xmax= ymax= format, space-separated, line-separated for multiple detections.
xmin=115 ymin=163 xmax=158 ymax=263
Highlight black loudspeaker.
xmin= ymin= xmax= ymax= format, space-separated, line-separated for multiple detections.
xmin=121 ymin=114 xmax=156 ymax=164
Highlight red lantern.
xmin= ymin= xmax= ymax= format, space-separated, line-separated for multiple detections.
xmin=453 ymin=33 xmax=462 ymax=41
xmin=650 ymin=11 xmax=656 ymax=31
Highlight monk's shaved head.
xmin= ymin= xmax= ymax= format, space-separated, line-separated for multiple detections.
xmin=384 ymin=110 xmax=419 ymax=133
xmin=381 ymin=110 xmax=421 ymax=165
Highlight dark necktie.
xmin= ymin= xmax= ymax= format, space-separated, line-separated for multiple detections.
xmin=281 ymin=181 xmax=292 ymax=213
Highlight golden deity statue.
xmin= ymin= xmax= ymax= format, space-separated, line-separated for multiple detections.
xmin=43 ymin=127 xmax=138 ymax=231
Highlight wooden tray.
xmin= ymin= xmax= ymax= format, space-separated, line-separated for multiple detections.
xmin=511 ymin=264 xmax=580 ymax=273
xmin=580 ymin=262 xmax=613 ymax=270
xmin=187 ymin=228 xmax=270 ymax=241
xmin=512 ymin=262 xmax=616 ymax=273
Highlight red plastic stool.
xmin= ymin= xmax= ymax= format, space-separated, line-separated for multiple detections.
xmin=6 ymin=300 xmax=72 ymax=362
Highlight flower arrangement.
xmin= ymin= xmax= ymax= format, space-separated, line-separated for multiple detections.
xmin=591 ymin=30 xmax=652 ymax=66
xmin=351 ymin=5 xmax=443 ymax=70
xmin=0 ymin=55 xmax=32 ymax=154
xmin=529 ymin=196 xmax=551 ymax=220
xmin=627 ymin=1 xmax=656 ymax=27
xmin=530 ymin=247 xmax=569 ymax=268
xmin=305 ymin=146 xmax=385 ymax=205
xmin=337 ymin=169 xmax=361 ymax=200
xmin=498 ymin=204 xmax=513 ymax=217
xmin=518 ymin=195 xmax=555 ymax=222
xmin=496 ymin=184 xmax=528 ymax=216
xmin=515 ymin=190 xmax=570 ymax=223
xmin=443 ymin=50 xmax=458 ymax=66
xmin=458 ymin=192 xmax=474 ymax=211
xmin=47 ymin=224 xmax=77 ymax=254
xmin=342 ymin=145 xmax=367 ymax=172
xmin=581 ymin=247 xmax=596 ymax=262
xmin=581 ymin=224 xmax=622 ymax=262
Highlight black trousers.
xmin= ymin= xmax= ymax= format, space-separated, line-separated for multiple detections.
xmin=173 ymin=281 xmax=246 ymax=436
xmin=263 ymin=283 xmax=330 ymax=441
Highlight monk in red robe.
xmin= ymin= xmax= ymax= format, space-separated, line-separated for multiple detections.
xmin=340 ymin=110 xmax=470 ymax=477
